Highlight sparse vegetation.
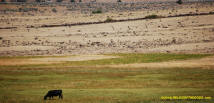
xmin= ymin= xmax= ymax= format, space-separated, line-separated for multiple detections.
xmin=70 ymin=0 xmax=75 ymax=2
xmin=52 ymin=8 xmax=57 ymax=13
xmin=104 ymin=17 xmax=114 ymax=22
xmin=117 ymin=0 xmax=122 ymax=2
xmin=144 ymin=14 xmax=160 ymax=19
xmin=209 ymin=11 xmax=214 ymax=14
xmin=2 ymin=8 xmax=18 ymax=12
xmin=92 ymin=8 xmax=102 ymax=14
xmin=17 ymin=0 xmax=27 ymax=2
xmin=18 ymin=8 xmax=38 ymax=12
xmin=56 ymin=0 xmax=63 ymax=2
xmin=0 ymin=53 xmax=214 ymax=103
xmin=57 ymin=0 xmax=63 ymax=2
xmin=60 ymin=53 xmax=212 ymax=66
xmin=1 ymin=0 xmax=6 ymax=2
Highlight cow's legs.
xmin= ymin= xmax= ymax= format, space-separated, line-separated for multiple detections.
xmin=58 ymin=94 xmax=63 ymax=99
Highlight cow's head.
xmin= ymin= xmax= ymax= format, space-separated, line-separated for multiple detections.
xmin=44 ymin=95 xmax=47 ymax=100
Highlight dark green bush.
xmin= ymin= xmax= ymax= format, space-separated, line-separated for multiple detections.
xmin=92 ymin=9 xmax=102 ymax=14
xmin=57 ymin=0 xmax=63 ymax=2
xmin=52 ymin=8 xmax=57 ymax=13
xmin=19 ymin=8 xmax=38 ymax=12
xmin=144 ymin=15 xmax=159 ymax=19
xmin=17 ymin=0 xmax=27 ymax=2
xmin=105 ymin=17 xmax=114 ymax=22
xmin=117 ymin=0 xmax=122 ymax=2
xmin=1 ymin=0 xmax=6 ymax=2
xmin=70 ymin=0 xmax=75 ymax=2
xmin=176 ymin=0 xmax=183 ymax=4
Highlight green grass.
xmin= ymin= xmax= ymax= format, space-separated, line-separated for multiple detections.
xmin=61 ymin=53 xmax=212 ymax=66
xmin=0 ymin=53 xmax=214 ymax=103
xmin=0 ymin=67 xmax=214 ymax=103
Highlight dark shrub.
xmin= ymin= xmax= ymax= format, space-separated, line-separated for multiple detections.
xmin=176 ymin=0 xmax=183 ymax=4
xmin=144 ymin=15 xmax=159 ymax=19
xmin=57 ymin=0 xmax=63 ymax=2
xmin=92 ymin=9 xmax=102 ymax=14
xmin=52 ymin=8 xmax=57 ymax=13
xmin=1 ymin=0 xmax=6 ymax=2
xmin=105 ymin=17 xmax=114 ymax=22
xmin=17 ymin=0 xmax=27 ymax=2
xmin=19 ymin=8 xmax=38 ymax=12
xmin=209 ymin=11 xmax=214 ymax=14
xmin=70 ymin=0 xmax=75 ymax=2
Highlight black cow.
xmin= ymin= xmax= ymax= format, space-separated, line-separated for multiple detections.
xmin=44 ymin=90 xmax=63 ymax=100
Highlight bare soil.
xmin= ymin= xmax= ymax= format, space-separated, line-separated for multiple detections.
xmin=0 ymin=2 xmax=214 ymax=56
xmin=0 ymin=55 xmax=118 ymax=65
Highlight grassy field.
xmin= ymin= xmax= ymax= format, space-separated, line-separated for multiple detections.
xmin=0 ymin=53 xmax=214 ymax=103
xmin=0 ymin=53 xmax=212 ymax=68
xmin=63 ymin=53 xmax=213 ymax=66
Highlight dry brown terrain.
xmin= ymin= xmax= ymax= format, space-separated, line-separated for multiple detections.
xmin=0 ymin=55 xmax=118 ymax=65
xmin=0 ymin=2 xmax=214 ymax=56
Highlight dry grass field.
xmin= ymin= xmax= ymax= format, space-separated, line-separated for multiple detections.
xmin=0 ymin=1 xmax=214 ymax=103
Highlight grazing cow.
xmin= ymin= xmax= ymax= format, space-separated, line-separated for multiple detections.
xmin=44 ymin=90 xmax=63 ymax=100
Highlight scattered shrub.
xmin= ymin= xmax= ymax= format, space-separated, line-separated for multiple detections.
xmin=17 ymin=0 xmax=27 ymax=2
xmin=52 ymin=8 xmax=57 ymax=13
xmin=117 ymin=0 xmax=122 ymax=2
xmin=79 ymin=0 xmax=81 ymax=2
xmin=57 ymin=0 xmax=63 ymax=2
xmin=209 ymin=11 xmax=214 ymax=14
xmin=144 ymin=14 xmax=159 ymax=19
xmin=35 ymin=0 xmax=40 ymax=2
xmin=92 ymin=9 xmax=102 ymax=14
xmin=3 ymin=8 xmax=18 ymax=12
xmin=105 ymin=17 xmax=114 ymax=22
xmin=18 ymin=8 xmax=38 ymax=12
xmin=70 ymin=0 xmax=75 ymax=2
xmin=0 ymin=37 xmax=3 ymax=40
xmin=176 ymin=0 xmax=183 ymax=4
xmin=1 ymin=0 xmax=6 ymax=2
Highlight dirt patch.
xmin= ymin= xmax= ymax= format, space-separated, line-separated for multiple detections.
xmin=0 ymin=55 xmax=118 ymax=66
xmin=30 ymin=55 xmax=118 ymax=62
xmin=0 ymin=58 xmax=56 ymax=66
